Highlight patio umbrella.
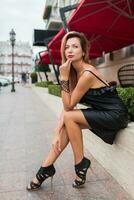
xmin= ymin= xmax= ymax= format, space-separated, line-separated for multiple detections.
xmin=47 ymin=0 xmax=134 ymax=60
xmin=39 ymin=49 xmax=61 ymax=65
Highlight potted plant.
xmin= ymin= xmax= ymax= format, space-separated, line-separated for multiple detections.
xmin=30 ymin=72 xmax=38 ymax=83
xmin=117 ymin=87 xmax=134 ymax=122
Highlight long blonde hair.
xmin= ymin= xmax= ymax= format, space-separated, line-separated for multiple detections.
xmin=60 ymin=31 xmax=90 ymax=91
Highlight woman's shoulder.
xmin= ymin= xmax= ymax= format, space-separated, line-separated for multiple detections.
xmin=81 ymin=65 xmax=110 ymax=87
xmin=78 ymin=66 xmax=95 ymax=84
xmin=82 ymin=64 xmax=98 ymax=76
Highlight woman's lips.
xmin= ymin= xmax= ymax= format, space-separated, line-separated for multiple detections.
xmin=68 ymin=55 xmax=74 ymax=58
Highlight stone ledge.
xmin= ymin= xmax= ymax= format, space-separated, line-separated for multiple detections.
xmin=83 ymin=125 xmax=134 ymax=198
xmin=115 ymin=122 xmax=134 ymax=155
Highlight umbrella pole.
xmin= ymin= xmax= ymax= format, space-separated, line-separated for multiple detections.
xmin=60 ymin=4 xmax=78 ymax=33
xmin=45 ymin=43 xmax=60 ymax=84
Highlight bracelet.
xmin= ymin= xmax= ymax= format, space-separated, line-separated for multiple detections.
xmin=60 ymin=80 xmax=70 ymax=93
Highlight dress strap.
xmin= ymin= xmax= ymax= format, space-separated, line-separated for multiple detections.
xmin=83 ymin=70 xmax=110 ymax=87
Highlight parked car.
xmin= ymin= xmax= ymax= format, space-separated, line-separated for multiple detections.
xmin=0 ymin=77 xmax=9 ymax=86
xmin=3 ymin=76 xmax=12 ymax=84
xmin=6 ymin=76 xmax=20 ymax=83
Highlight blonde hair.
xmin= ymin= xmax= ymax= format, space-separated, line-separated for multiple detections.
xmin=60 ymin=31 xmax=90 ymax=91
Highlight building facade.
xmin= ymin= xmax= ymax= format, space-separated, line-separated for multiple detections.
xmin=43 ymin=0 xmax=80 ymax=30
xmin=0 ymin=41 xmax=33 ymax=76
xmin=92 ymin=45 xmax=134 ymax=84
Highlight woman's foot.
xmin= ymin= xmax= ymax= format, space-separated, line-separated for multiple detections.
xmin=72 ymin=157 xmax=91 ymax=188
xmin=26 ymin=164 xmax=56 ymax=191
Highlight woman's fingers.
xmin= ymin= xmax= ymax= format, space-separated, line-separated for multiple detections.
xmin=57 ymin=139 xmax=61 ymax=152
xmin=52 ymin=140 xmax=61 ymax=154
xmin=61 ymin=59 xmax=72 ymax=68
xmin=52 ymin=144 xmax=59 ymax=154
xmin=66 ymin=59 xmax=72 ymax=67
xmin=66 ymin=59 xmax=71 ymax=64
xmin=59 ymin=59 xmax=72 ymax=79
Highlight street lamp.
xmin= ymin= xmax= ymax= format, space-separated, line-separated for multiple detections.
xmin=9 ymin=28 xmax=16 ymax=92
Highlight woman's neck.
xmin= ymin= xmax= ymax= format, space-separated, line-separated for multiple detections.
xmin=72 ymin=59 xmax=85 ymax=75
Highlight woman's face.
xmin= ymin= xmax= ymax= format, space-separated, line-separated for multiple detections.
xmin=65 ymin=37 xmax=84 ymax=62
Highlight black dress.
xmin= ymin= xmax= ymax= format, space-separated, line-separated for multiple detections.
xmin=80 ymin=70 xmax=129 ymax=145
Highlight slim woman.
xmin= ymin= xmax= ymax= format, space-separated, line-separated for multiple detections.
xmin=27 ymin=31 xmax=128 ymax=190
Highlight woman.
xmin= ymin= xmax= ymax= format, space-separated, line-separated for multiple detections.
xmin=27 ymin=31 xmax=128 ymax=191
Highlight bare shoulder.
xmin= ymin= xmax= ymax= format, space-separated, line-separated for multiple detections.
xmin=78 ymin=66 xmax=94 ymax=84
xmin=77 ymin=71 xmax=93 ymax=91
xmin=85 ymin=64 xmax=97 ymax=71
xmin=82 ymin=64 xmax=109 ymax=87
xmin=83 ymin=64 xmax=104 ymax=77
xmin=82 ymin=64 xmax=97 ymax=77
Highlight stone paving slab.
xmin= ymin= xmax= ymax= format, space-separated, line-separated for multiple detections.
xmin=0 ymin=85 xmax=133 ymax=200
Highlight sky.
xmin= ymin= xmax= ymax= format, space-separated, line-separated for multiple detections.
xmin=0 ymin=0 xmax=46 ymax=49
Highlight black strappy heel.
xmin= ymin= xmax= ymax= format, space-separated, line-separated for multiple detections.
xmin=26 ymin=164 xmax=56 ymax=191
xmin=72 ymin=157 xmax=91 ymax=188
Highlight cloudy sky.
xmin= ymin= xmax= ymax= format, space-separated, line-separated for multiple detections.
xmin=0 ymin=0 xmax=46 ymax=46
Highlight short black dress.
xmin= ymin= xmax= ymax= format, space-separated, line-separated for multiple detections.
xmin=80 ymin=70 xmax=129 ymax=145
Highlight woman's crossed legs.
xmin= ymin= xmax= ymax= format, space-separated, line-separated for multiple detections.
xmin=29 ymin=109 xmax=91 ymax=185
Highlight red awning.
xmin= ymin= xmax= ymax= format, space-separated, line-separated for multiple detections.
xmin=39 ymin=49 xmax=61 ymax=65
xmin=48 ymin=0 xmax=134 ymax=59
xmin=39 ymin=51 xmax=49 ymax=64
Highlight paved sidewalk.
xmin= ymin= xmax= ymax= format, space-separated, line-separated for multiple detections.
xmin=0 ymin=85 xmax=133 ymax=200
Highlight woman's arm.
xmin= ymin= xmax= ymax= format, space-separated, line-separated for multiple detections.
xmin=59 ymin=60 xmax=93 ymax=111
xmin=61 ymin=71 xmax=93 ymax=111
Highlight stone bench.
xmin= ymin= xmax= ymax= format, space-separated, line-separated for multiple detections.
xmin=83 ymin=122 xmax=134 ymax=199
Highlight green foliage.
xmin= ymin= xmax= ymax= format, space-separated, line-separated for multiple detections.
xmin=48 ymin=84 xmax=61 ymax=97
xmin=30 ymin=72 xmax=38 ymax=83
xmin=35 ymin=81 xmax=53 ymax=88
xmin=117 ymin=87 xmax=134 ymax=121
xmin=35 ymin=64 xmax=50 ymax=73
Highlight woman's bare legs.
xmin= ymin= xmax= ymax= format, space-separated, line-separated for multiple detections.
xmin=42 ymin=126 xmax=69 ymax=166
xmin=30 ymin=109 xmax=90 ymax=185
xmin=32 ymin=125 xmax=69 ymax=184
xmin=64 ymin=109 xmax=90 ymax=165
xmin=63 ymin=109 xmax=91 ymax=186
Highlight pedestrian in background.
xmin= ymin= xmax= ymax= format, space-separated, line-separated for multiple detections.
xmin=27 ymin=31 xmax=128 ymax=191
xmin=21 ymin=72 xmax=27 ymax=85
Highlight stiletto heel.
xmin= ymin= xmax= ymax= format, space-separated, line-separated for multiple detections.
xmin=26 ymin=164 xmax=56 ymax=191
xmin=89 ymin=165 xmax=93 ymax=173
xmin=72 ymin=157 xmax=91 ymax=188
xmin=50 ymin=176 xmax=54 ymax=190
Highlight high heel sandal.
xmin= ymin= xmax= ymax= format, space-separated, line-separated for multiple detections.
xmin=26 ymin=164 xmax=56 ymax=191
xmin=72 ymin=157 xmax=91 ymax=188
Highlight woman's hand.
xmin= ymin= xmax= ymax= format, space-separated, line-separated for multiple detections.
xmin=59 ymin=59 xmax=72 ymax=80
xmin=52 ymin=127 xmax=62 ymax=154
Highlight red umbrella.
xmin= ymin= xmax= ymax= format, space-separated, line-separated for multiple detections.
xmin=39 ymin=51 xmax=49 ymax=64
xmin=39 ymin=49 xmax=61 ymax=65
xmin=48 ymin=0 xmax=134 ymax=59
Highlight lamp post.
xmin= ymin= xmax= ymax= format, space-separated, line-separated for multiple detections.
xmin=9 ymin=29 xmax=16 ymax=92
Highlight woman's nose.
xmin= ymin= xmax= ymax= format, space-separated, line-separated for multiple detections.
xmin=67 ymin=47 xmax=73 ymax=53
